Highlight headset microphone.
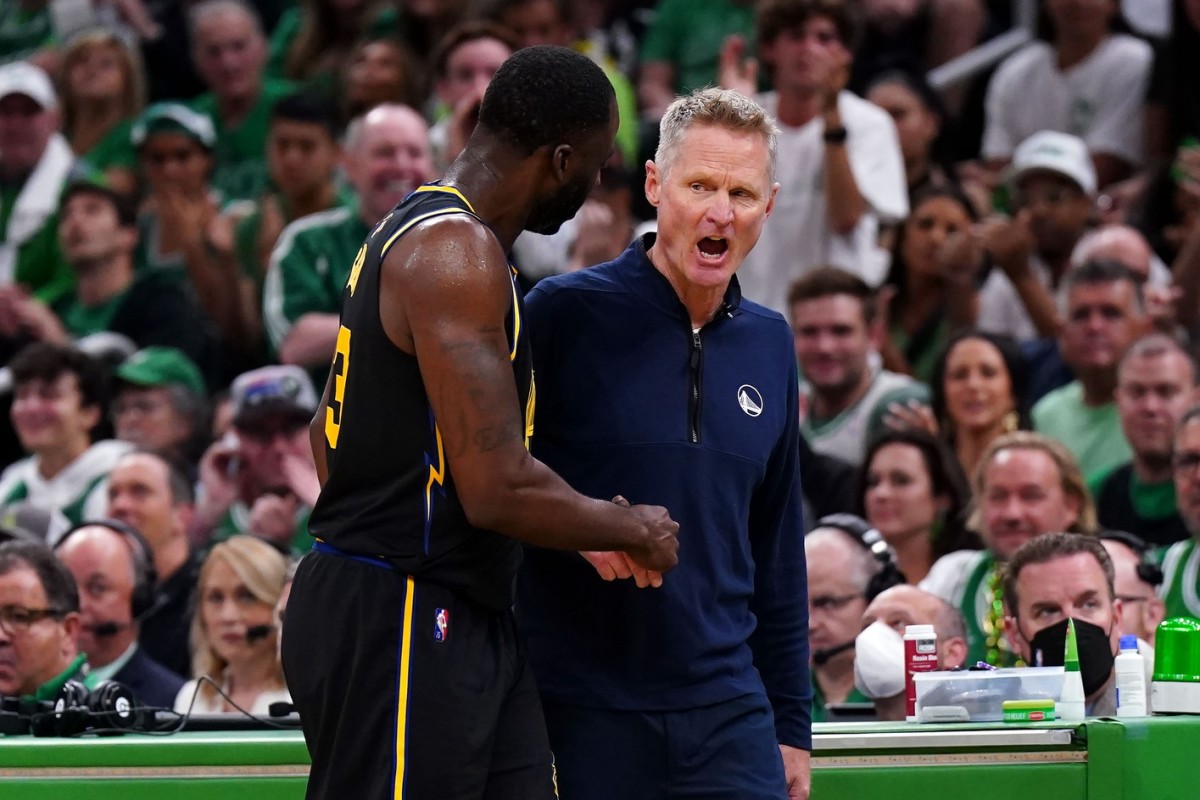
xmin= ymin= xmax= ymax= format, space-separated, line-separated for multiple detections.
xmin=87 ymin=621 xmax=126 ymax=637
xmin=246 ymin=624 xmax=274 ymax=643
xmin=812 ymin=640 xmax=856 ymax=666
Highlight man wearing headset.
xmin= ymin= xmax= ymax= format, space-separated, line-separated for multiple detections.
xmin=1101 ymin=531 xmax=1165 ymax=647
xmin=0 ymin=540 xmax=84 ymax=700
xmin=54 ymin=521 xmax=183 ymax=708
xmin=804 ymin=515 xmax=904 ymax=722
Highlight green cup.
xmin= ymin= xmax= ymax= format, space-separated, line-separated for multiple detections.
xmin=1153 ymin=617 xmax=1200 ymax=682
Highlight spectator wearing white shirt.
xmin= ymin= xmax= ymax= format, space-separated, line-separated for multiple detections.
xmin=719 ymin=0 xmax=908 ymax=313
xmin=977 ymin=131 xmax=1096 ymax=342
xmin=981 ymin=0 xmax=1152 ymax=188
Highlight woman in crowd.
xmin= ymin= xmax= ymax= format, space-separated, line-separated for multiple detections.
xmin=268 ymin=0 xmax=396 ymax=92
xmin=865 ymin=70 xmax=954 ymax=206
xmin=131 ymin=102 xmax=220 ymax=278
xmin=880 ymin=184 xmax=981 ymax=382
xmin=343 ymin=37 xmax=420 ymax=122
xmin=58 ymin=31 xmax=144 ymax=194
xmin=174 ymin=535 xmax=291 ymax=715
xmin=929 ymin=330 xmax=1028 ymax=479
xmin=858 ymin=427 xmax=978 ymax=585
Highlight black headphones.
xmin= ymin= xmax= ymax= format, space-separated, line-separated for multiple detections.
xmin=815 ymin=513 xmax=907 ymax=602
xmin=1099 ymin=529 xmax=1165 ymax=587
xmin=54 ymin=518 xmax=159 ymax=619
xmin=0 ymin=679 xmax=150 ymax=737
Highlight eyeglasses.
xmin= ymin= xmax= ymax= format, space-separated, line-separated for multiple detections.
xmin=1172 ymin=452 xmax=1200 ymax=474
xmin=809 ymin=593 xmax=862 ymax=613
xmin=112 ymin=396 xmax=170 ymax=418
xmin=0 ymin=604 xmax=66 ymax=635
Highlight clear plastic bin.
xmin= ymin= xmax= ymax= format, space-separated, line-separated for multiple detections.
xmin=914 ymin=667 xmax=1066 ymax=723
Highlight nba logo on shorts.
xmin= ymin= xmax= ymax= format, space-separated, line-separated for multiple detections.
xmin=434 ymin=608 xmax=449 ymax=642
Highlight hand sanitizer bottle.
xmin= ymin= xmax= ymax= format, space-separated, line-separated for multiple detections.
xmin=1116 ymin=635 xmax=1148 ymax=717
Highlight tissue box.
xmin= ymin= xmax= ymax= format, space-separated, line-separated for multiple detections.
xmin=914 ymin=667 xmax=1065 ymax=723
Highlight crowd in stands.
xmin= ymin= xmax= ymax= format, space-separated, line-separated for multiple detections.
xmin=0 ymin=0 xmax=1198 ymax=723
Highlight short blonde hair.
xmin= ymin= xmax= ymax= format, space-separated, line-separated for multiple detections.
xmin=655 ymin=87 xmax=778 ymax=181
xmin=190 ymin=536 xmax=289 ymax=704
xmin=967 ymin=431 xmax=1097 ymax=535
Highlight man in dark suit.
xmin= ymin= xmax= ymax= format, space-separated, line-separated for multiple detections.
xmin=55 ymin=522 xmax=183 ymax=709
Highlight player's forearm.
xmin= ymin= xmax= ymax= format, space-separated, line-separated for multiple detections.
xmin=457 ymin=451 xmax=651 ymax=554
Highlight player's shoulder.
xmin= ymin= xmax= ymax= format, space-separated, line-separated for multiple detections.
xmin=382 ymin=210 xmax=504 ymax=270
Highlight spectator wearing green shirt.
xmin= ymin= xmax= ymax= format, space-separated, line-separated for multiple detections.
xmin=33 ymin=181 xmax=217 ymax=376
xmin=1090 ymin=334 xmax=1193 ymax=547
xmin=59 ymin=31 xmax=145 ymax=198
xmin=263 ymin=103 xmax=433 ymax=373
xmin=225 ymin=92 xmax=349 ymax=324
xmin=188 ymin=0 xmax=296 ymax=203
xmin=1032 ymin=260 xmax=1147 ymax=479
xmin=637 ymin=0 xmax=758 ymax=120
xmin=207 ymin=92 xmax=349 ymax=368
xmin=0 ymin=1 xmax=55 ymax=66
xmin=0 ymin=61 xmax=74 ymax=305
xmin=1160 ymin=408 xmax=1200 ymax=621
xmin=266 ymin=0 xmax=400 ymax=95
xmin=131 ymin=103 xmax=219 ymax=283
xmin=0 ymin=541 xmax=86 ymax=701
xmin=130 ymin=103 xmax=245 ymax=374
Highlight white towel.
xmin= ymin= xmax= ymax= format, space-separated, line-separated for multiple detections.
xmin=0 ymin=132 xmax=75 ymax=285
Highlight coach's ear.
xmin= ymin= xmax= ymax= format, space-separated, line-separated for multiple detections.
xmin=645 ymin=159 xmax=661 ymax=208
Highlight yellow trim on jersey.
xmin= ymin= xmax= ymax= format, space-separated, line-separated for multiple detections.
xmin=524 ymin=373 xmax=536 ymax=450
xmin=414 ymin=184 xmax=475 ymax=213
xmin=380 ymin=208 xmax=471 ymax=260
xmin=424 ymin=423 xmax=446 ymax=522
xmin=346 ymin=244 xmax=368 ymax=296
xmin=508 ymin=276 xmax=522 ymax=362
xmin=393 ymin=575 xmax=417 ymax=800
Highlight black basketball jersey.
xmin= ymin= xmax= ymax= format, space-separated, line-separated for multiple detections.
xmin=309 ymin=185 xmax=531 ymax=612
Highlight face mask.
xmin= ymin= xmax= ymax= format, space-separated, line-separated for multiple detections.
xmin=854 ymin=621 xmax=906 ymax=699
xmin=1028 ymin=617 xmax=1116 ymax=697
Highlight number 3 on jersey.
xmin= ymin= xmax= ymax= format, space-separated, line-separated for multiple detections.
xmin=325 ymin=326 xmax=352 ymax=448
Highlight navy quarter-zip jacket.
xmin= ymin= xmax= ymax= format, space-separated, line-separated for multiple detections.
xmin=518 ymin=235 xmax=813 ymax=749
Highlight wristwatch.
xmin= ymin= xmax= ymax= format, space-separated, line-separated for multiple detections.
xmin=823 ymin=126 xmax=848 ymax=144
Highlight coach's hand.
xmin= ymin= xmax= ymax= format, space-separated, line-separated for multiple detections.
xmin=581 ymin=495 xmax=670 ymax=587
xmin=780 ymin=745 xmax=811 ymax=800
xmin=581 ymin=550 xmax=663 ymax=588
